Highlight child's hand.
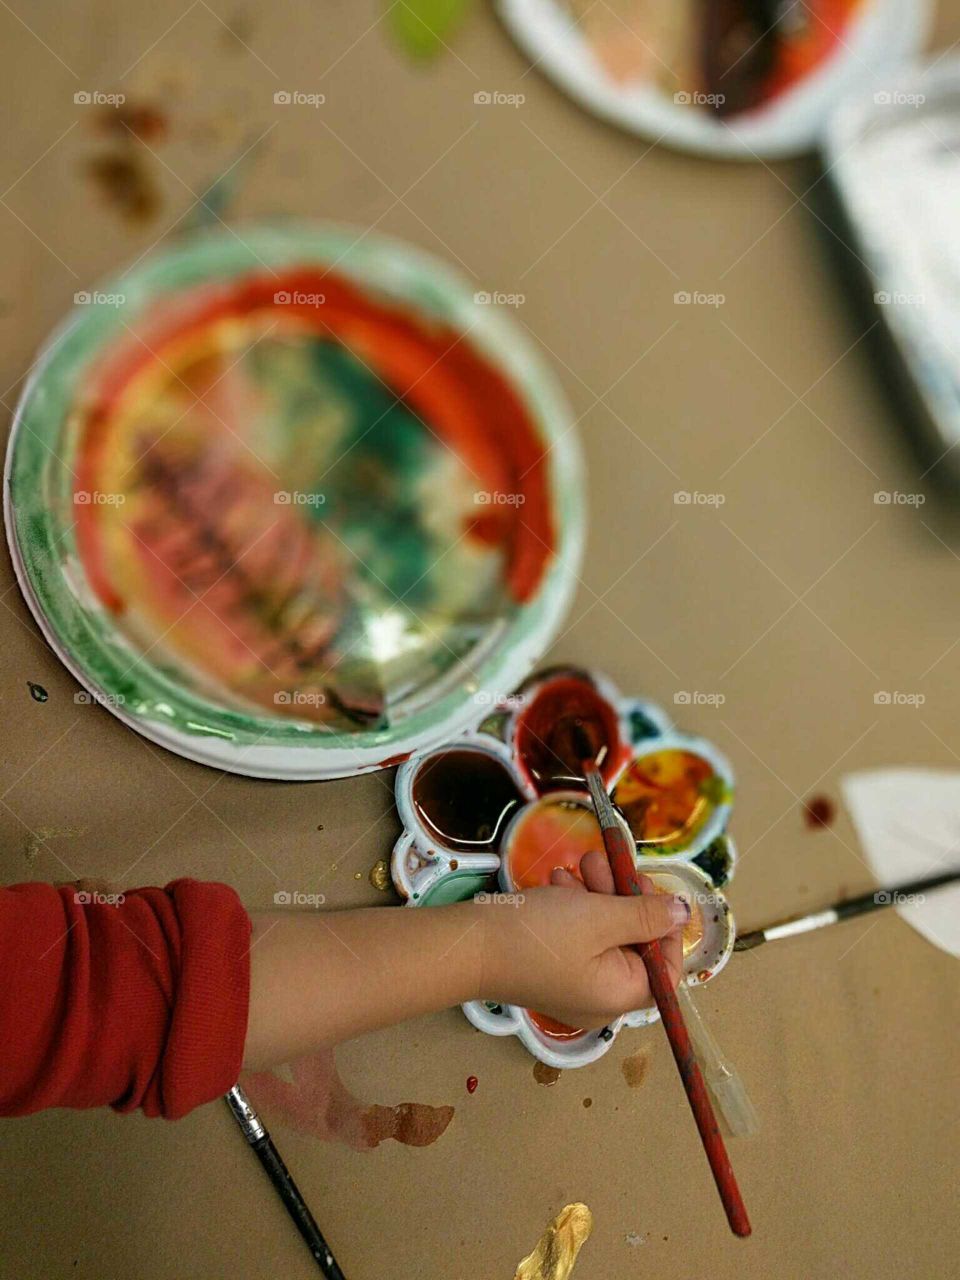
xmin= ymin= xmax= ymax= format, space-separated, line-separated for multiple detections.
xmin=244 ymin=852 xmax=688 ymax=1068
xmin=479 ymin=851 xmax=688 ymax=1030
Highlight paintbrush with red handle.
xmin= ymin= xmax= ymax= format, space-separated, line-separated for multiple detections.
xmin=576 ymin=738 xmax=752 ymax=1238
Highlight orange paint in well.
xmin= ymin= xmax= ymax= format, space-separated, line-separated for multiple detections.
xmin=506 ymin=797 xmax=601 ymax=890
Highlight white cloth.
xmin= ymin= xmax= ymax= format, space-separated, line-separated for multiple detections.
xmin=842 ymin=768 xmax=960 ymax=959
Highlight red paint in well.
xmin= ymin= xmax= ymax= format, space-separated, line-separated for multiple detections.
xmin=514 ymin=675 xmax=625 ymax=793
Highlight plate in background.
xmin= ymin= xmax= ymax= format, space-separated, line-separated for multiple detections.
xmin=498 ymin=0 xmax=930 ymax=160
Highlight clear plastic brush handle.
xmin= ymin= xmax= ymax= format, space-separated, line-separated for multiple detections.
xmin=677 ymin=981 xmax=759 ymax=1139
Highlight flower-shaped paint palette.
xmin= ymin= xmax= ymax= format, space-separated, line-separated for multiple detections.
xmin=392 ymin=667 xmax=738 ymax=1068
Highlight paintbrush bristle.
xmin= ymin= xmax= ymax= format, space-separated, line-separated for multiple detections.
xmin=569 ymin=719 xmax=594 ymax=775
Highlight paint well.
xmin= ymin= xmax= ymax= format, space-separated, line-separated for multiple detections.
xmin=515 ymin=674 xmax=624 ymax=791
xmin=412 ymin=748 xmax=524 ymax=853
xmin=505 ymin=795 xmax=602 ymax=890
xmin=613 ymin=748 xmax=726 ymax=852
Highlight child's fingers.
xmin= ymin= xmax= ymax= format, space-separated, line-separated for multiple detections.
xmin=549 ymin=868 xmax=585 ymax=890
xmin=657 ymin=924 xmax=684 ymax=985
xmin=580 ymin=849 xmax=616 ymax=894
xmin=601 ymin=890 xmax=689 ymax=947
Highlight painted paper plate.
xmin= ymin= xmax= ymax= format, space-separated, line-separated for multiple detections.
xmin=5 ymin=224 xmax=584 ymax=779
xmin=391 ymin=665 xmax=738 ymax=1068
xmin=498 ymin=0 xmax=929 ymax=160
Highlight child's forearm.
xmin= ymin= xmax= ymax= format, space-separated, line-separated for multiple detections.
xmin=243 ymin=883 xmax=685 ymax=1071
xmin=243 ymin=903 xmax=485 ymax=1069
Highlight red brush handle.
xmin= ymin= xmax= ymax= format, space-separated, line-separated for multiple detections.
xmin=602 ymin=818 xmax=752 ymax=1238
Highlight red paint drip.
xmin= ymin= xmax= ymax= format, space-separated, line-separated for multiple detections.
xmin=804 ymin=795 xmax=835 ymax=829
xmin=466 ymin=1075 xmax=478 ymax=1094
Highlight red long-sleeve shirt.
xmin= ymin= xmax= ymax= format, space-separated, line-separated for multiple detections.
xmin=0 ymin=880 xmax=251 ymax=1119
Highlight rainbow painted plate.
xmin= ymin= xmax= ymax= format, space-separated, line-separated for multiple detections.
xmin=5 ymin=225 xmax=584 ymax=778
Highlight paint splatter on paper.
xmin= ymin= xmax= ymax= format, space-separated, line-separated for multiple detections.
xmin=244 ymin=1050 xmax=454 ymax=1151
xmin=621 ymin=1050 xmax=651 ymax=1089
xmin=514 ymin=1203 xmax=593 ymax=1280
xmin=804 ymin=794 xmax=835 ymax=829
xmin=85 ymin=152 xmax=160 ymax=223
xmin=368 ymin=858 xmax=391 ymax=891
xmin=533 ymin=1061 xmax=561 ymax=1087
xmin=27 ymin=682 xmax=48 ymax=703
xmin=23 ymin=826 xmax=85 ymax=865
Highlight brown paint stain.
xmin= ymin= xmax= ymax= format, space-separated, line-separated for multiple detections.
xmin=244 ymin=1050 xmax=453 ymax=1151
xmin=514 ymin=1203 xmax=593 ymax=1280
xmin=85 ymin=153 xmax=160 ymax=223
xmin=582 ymin=1097 xmax=592 ymax=1108
xmin=368 ymin=858 xmax=391 ymax=891
xmin=621 ymin=1050 xmax=651 ymax=1089
xmin=533 ymin=1061 xmax=561 ymax=1087
xmin=803 ymin=794 xmax=835 ymax=829
xmin=360 ymin=1101 xmax=453 ymax=1147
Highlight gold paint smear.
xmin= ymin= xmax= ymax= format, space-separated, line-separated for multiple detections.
xmin=369 ymin=858 xmax=390 ymax=891
xmin=514 ymin=1204 xmax=593 ymax=1280
xmin=23 ymin=826 xmax=85 ymax=864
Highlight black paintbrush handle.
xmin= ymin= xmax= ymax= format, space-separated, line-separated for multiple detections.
xmin=226 ymin=1086 xmax=346 ymax=1279
xmin=833 ymin=869 xmax=960 ymax=921
xmin=736 ymin=866 xmax=960 ymax=949
xmin=249 ymin=1135 xmax=346 ymax=1280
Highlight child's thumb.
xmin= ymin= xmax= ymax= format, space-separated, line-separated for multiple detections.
xmin=604 ymin=891 xmax=689 ymax=946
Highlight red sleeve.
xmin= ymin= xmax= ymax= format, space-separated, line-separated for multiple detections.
xmin=0 ymin=879 xmax=251 ymax=1120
